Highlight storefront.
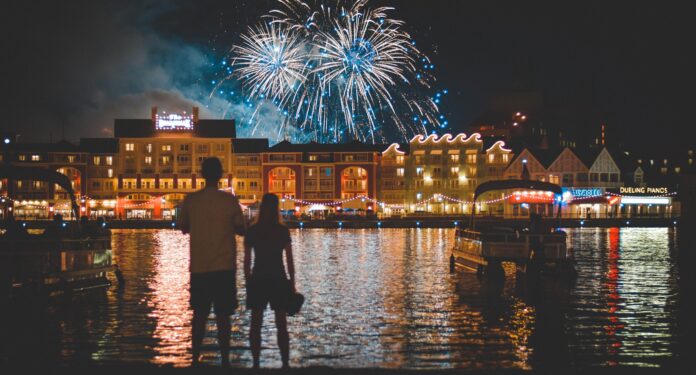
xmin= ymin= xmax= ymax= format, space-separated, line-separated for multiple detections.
xmin=607 ymin=186 xmax=675 ymax=218
xmin=507 ymin=191 xmax=556 ymax=217
xmin=561 ymin=187 xmax=619 ymax=219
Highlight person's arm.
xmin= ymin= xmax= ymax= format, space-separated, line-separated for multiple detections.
xmin=178 ymin=198 xmax=190 ymax=234
xmin=231 ymin=196 xmax=246 ymax=236
xmin=284 ymin=230 xmax=295 ymax=291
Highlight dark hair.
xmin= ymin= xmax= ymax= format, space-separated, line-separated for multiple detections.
xmin=201 ymin=157 xmax=223 ymax=182
xmin=255 ymin=193 xmax=281 ymax=227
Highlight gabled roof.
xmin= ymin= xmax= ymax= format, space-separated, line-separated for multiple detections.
xmin=5 ymin=140 xmax=81 ymax=153
xmin=607 ymin=147 xmax=640 ymax=172
xmin=267 ymin=140 xmax=387 ymax=153
xmin=231 ymin=138 xmax=269 ymax=153
xmin=573 ymin=147 xmax=603 ymax=168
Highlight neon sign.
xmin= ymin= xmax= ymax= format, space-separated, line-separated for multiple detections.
xmin=619 ymin=186 xmax=669 ymax=195
xmin=567 ymin=188 xmax=604 ymax=197
xmin=155 ymin=114 xmax=194 ymax=131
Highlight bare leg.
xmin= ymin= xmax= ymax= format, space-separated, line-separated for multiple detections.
xmin=192 ymin=310 xmax=208 ymax=365
xmin=216 ymin=314 xmax=231 ymax=367
xmin=274 ymin=310 xmax=290 ymax=368
xmin=250 ymin=309 xmax=264 ymax=369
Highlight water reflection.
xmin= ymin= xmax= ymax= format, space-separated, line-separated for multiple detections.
xmin=1 ymin=227 xmax=682 ymax=369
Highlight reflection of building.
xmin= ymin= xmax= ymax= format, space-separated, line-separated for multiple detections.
xmin=261 ymin=141 xmax=384 ymax=215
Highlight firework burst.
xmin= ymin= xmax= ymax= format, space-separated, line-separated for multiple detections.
xmin=226 ymin=0 xmax=444 ymax=143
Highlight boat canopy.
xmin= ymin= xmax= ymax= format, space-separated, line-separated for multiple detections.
xmin=0 ymin=163 xmax=80 ymax=218
xmin=474 ymin=179 xmax=563 ymax=201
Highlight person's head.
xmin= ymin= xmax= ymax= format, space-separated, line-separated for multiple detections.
xmin=201 ymin=157 xmax=223 ymax=187
xmin=255 ymin=193 xmax=281 ymax=227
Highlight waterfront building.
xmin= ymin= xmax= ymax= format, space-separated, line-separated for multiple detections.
xmin=0 ymin=140 xmax=87 ymax=220
xmin=231 ymin=139 xmax=268 ymax=207
xmin=404 ymin=133 xmax=513 ymax=215
xmin=81 ymin=138 xmax=119 ymax=218
xmin=379 ymin=143 xmax=408 ymax=217
xmin=113 ymin=107 xmax=236 ymax=219
xmin=261 ymin=140 xmax=385 ymax=216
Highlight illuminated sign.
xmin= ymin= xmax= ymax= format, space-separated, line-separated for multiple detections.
xmin=619 ymin=186 xmax=669 ymax=195
xmin=155 ymin=114 xmax=194 ymax=131
xmin=563 ymin=188 xmax=604 ymax=198
xmin=620 ymin=197 xmax=671 ymax=205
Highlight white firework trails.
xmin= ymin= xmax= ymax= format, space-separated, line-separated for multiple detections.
xmin=230 ymin=0 xmax=440 ymax=143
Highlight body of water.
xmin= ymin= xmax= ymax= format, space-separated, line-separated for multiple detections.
xmin=1 ymin=227 xmax=685 ymax=369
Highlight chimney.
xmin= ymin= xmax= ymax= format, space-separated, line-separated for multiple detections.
xmin=192 ymin=107 xmax=199 ymax=124
xmin=151 ymin=106 xmax=158 ymax=123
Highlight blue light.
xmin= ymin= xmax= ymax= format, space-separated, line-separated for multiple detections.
xmin=62 ymin=223 xmax=67 ymax=228
xmin=454 ymin=221 xmax=458 ymax=226
xmin=626 ymin=221 xmax=630 ymax=225
xmin=413 ymin=116 xmax=418 ymax=121
xmin=443 ymin=121 xmax=449 ymax=126
xmin=338 ymin=221 xmax=343 ymax=227
xmin=300 ymin=222 xmax=304 ymax=227
xmin=3 ymin=138 xmax=9 ymax=144
xmin=580 ymin=220 xmax=585 ymax=225
xmin=222 ymin=60 xmax=226 ymax=65
xmin=429 ymin=64 xmax=434 ymax=69
xmin=673 ymin=221 xmax=677 ymax=225
xmin=416 ymin=74 xmax=422 ymax=79
xmin=416 ymin=221 xmax=420 ymax=226
xmin=377 ymin=222 xmax=381 ymax=227
xmin=434 ymin=99 xmax=440 ymax=104
xmin=439 ymin=115 xmax=444 ymax=119
xmin=22 ymin=222 xmax=26 ymax=227
xmin=102 ymin=222 xmax=107 ymax=228
xmin=443 ymin=89 xmax=449 ymax=94
xmin=211 ymin=80 xmax=216 ymax=85
xmin=171 ymin=222 xmax=176 ymax=227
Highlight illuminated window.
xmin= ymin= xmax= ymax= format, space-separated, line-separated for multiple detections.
xmin=416 ymin=167 xmax=423 ymax=177
xmin=451 ymin=167 xmax=459 ymax=176
xmin=107 ymin=169 xmax=113 ymax=178
xmin=162 ymin=145 xmax=172 ymax=152
xmin=106 ymin=156 xmax=113 ymax=165
xmin=396 ymin=168 xmax=404 ymax=177
xmin=125 ymin=143 xmax=135 ymax=151
xmin=450 ymin=154 xmax=459 ymax=163
xmin=161 ymin=156 xmax=171 ymax=165
xmin=416 ymin=193 xmax=422 ymax=200
xmin=466 ymin=154 xmax=477 ymax=163
xmin=309 ymin=155 xmax=318 ymax=161
xmin=18 ymin=155 xmax=26 ymax=161
xmin=396 ymin=155 xmax=405 ymax=164
xmin=502 ymin=154 xmax=509 ymax=163
xmin=145 ymin=144 xmax=153 ymax=153
xmin=67 ymin=155 xmax=75 ymax=163
xmin=93 ymin=156 xmax=101 ymax=165
xmin=145 ymin=156 xmax=152 ymax=165
xmin=31 ymin=155 xmax=40 ymax=161
xmin=488 ymin=154 xmax=495 ymax=163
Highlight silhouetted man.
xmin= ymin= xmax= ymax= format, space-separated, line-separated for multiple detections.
xmin=178 ymin=157 xmax=246 ymax=367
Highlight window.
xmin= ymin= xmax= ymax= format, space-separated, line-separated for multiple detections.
xmin=309 ymin=155 xmax=318 ymax=161
xmin=450 ymin=154 xmax=459 ymax=163
xmin=196 ymin=144 xmax=209 ymax=153
xmin=162 ymin=145 xmax=172 ymax=152
xmin=106 ymin=156 xmax=113 ymax=165
xmin=488 ymin=154 xmax=495 ymax=163
xmin=30 ymin=154 xmax=40 ymax=161
xmin=250 ymin=181 xmax=259 ymax=190
xmin=324 ymin=168 xmax=332 ymax=177
xmin=145 ymin=156 xmax=152 ymax=165
xmin=610 ymin=173 xmax=619 ymax=182
xmin=466 ymin=154 xmax=477 ymax=163
xmin=600 ymin=173 xmax=609 ymax=182
xmin=416 ymin=167 xmax=423 ymax=177
xmin=67 ymin=155 xmax=76 ymax=163
xmin=125 ymin=143 xmax=135 ymax=151
xmin=396 ymin=155 xmax=405 ymax=164
xmin=93 ymin=156 xmax=101 ymax=165
xmin=396 ymin=168 xmax=404 ymax=177
xmin=161 ymin=156 xmax=171 ymax=165
xmin=215 ymin=144 xmax=225 ymax=152
xmin=180 ymin=144 xmax=190 ymax=152
xmin=450 ymin=167 xmax=459 ymax=177
xmin=237 ymin=181 xmax=245 ymax=189
xmin=91 ymin=181 xmax=101 ymax=189
xmin=306 ymin=168 xmax=314 ymax=177
xmin=145 ymin=144 xmax=153 ymax=153
xmin=18 ymin=155 xmax=26 ymax=161
xmin=343 ymin=154 xmax=354 ymax=162
xmin=108 ymin=169 xmax=113 ymax=178
xmin=549 ymin=175 xmax=560 ymax=184
xmin=502 ymin=154 xmax=509 ymax=163
xmin=433 ymin=167 xmax=442 ymax=177
xmin=562 ymin=174 xmax=573 ymax=185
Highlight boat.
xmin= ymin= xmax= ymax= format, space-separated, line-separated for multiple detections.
xmin=1 ymin=164 xmax=116 ymax=298
xmin=452 ymin=179 xmax=574 ymax=279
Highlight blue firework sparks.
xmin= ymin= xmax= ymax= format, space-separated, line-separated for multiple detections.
xmin=215 ymin=0 xmax=447 ymax=143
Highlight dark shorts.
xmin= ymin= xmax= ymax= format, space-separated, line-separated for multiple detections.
xmin=190 ymin=270 xmax=238 ymax=316
xmin=246 ymin=275 xmax=291 ymax=311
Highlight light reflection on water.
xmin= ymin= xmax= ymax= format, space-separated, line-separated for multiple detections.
xmin=1 ymin=227 xmax=682 ymax=369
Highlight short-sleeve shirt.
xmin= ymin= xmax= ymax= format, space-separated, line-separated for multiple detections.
xmin=244 ymin=224 xmax=291 ymax=279
xmin=178 ymin=187 xmax=245 ymax=274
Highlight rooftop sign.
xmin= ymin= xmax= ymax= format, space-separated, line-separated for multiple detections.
xmin=155 ymin=113 xmax=194 ymax=131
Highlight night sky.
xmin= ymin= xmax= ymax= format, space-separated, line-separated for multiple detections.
xmin=3 ymin=0 xmax=693 ymax=154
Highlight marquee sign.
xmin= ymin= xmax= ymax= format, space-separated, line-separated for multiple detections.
xmin=155 ymin=114 xmax=194 ymax=131
xmin=563 ymin=188 xmax=604 ymax=198
xmin=619 ymin=186 xmax=669 ymax=195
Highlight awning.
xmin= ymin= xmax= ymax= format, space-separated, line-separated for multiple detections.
xmin=568 ymin=196 xmax=611 ymax=205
